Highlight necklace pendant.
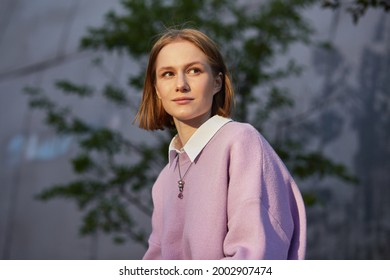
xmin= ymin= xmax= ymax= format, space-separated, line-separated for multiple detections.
xmin=178 ymin=180 xmax=184 ymax=199
xmin=178 ymin=180 xmax=184 ymax=189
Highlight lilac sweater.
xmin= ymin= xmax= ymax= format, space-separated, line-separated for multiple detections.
xmin=143 ymin=118 xmax=306 ymax=260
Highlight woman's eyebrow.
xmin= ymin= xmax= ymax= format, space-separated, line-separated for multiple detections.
xmin=157 ymin=61 xmax=205 ymax=72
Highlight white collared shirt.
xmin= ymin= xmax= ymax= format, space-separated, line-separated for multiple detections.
xmin=168 ymin=115 xmax=232 ymax=164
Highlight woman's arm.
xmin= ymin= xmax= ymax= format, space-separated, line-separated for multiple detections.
xmin=222 ymin=124 xmax=306 ymax=259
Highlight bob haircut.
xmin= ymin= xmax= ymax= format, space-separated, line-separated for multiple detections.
xmin=135 ymin=28 xmax=235 ymax=130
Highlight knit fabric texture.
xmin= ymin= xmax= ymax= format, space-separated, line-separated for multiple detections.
xmin=143 ymin=118 xmax=306 ymax=260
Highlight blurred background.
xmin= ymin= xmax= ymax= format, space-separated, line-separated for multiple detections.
xmin=0 ymin=0 xmax=389 ymax=260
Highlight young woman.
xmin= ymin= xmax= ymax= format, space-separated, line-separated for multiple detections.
xmin=136 ymin=28 xmax=306 ymax=260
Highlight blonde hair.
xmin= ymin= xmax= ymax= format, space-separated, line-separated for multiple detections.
xmin=135 ymin=28 xmax=235 ymax=130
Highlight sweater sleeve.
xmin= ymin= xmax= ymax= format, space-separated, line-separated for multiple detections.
xmin=222 ymin=124 xmax=305 ymax=259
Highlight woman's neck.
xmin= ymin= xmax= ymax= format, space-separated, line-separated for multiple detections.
xmin=175 ymin=124 xmax=196 ymax=148
xmin=173 ymin=113 xmax=212 ymax=148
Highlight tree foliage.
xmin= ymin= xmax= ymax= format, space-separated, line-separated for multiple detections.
xmin=24 ymin=0 xmax=357 ymax=247
xmin=322 ymin=0 xmax=390 ymax=23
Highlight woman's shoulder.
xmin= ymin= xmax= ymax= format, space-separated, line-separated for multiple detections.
xmin=220 ymin=120 xmax=262 ymax=140
xmin=208 ymin=120 xmax=267 ymax=152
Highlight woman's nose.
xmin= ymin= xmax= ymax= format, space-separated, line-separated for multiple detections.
xmin=176 ymin=73 xmax=190 ymax=93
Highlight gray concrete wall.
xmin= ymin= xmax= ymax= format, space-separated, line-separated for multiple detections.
xmin=0 ymin=0 xmax=147 ymax=260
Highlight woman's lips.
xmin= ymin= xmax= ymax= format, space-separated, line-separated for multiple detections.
xmin=172 ymin=97 xmax=194 ymax=105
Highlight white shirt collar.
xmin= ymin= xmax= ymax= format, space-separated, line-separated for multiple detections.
xmin=168 ymin=115 xmax=232 ymax=165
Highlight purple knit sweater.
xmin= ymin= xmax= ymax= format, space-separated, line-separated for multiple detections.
xmin=143 ymin=117 xmax=306 ymax=260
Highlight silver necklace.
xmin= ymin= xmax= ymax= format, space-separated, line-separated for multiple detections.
xmin=176 ymin=154 xmax=194 ymax=199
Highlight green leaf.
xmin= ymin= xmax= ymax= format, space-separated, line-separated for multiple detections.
xmin=55 ymin=80 xmax=94 ymax=97
xmin=71 ymin=154 xmax=95 ymax=174
xmin=80 ymin=128 xmax=124 ymax=155
xmin=103 ymin=84 xmax=128 ymax=105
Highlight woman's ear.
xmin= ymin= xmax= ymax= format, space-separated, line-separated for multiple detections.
xmin=213 ymin=72 xmax=223 ymax=95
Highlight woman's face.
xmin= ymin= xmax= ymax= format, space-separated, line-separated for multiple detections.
xmin=154 ymin=40 xmax=222 ymax=128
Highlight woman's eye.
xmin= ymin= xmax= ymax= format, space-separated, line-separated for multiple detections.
xmin=162 ymin=71 xmax=174 ymax=77
xmin=188 ymin=68 xmax=201 ymax=75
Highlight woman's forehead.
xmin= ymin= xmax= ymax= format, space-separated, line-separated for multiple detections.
xmin=156 ymin=40 xmax=209 ymax=68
